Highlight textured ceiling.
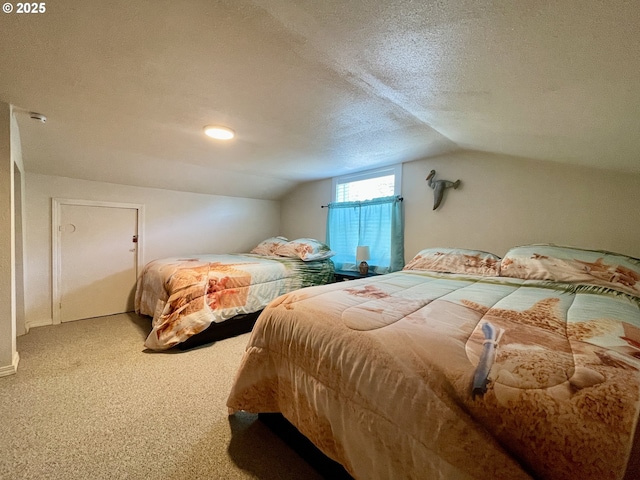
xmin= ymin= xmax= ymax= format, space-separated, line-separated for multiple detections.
xmin=1 ymin=0 xmax=639 ymax=200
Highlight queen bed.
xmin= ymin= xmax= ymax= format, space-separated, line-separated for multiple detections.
xmin=135 ymin=237 xmax=335 ymax=350
xmin=227 ymin=244 xmax=640 ymax=479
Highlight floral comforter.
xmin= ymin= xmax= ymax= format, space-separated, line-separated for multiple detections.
xmin=227 ymin=270 xmax=640 ymax=479
xmin=135 ymin=254 xmax=334 ymax=350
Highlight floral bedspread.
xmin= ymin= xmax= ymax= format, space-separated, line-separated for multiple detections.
xmin=227 ymin=270 xmax=640 ymax=480
xmin=135 ymin=254 xmax=334 ymax=350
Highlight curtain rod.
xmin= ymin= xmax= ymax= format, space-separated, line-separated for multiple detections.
xmin=321 ymin=196 xmax=403 ymax=208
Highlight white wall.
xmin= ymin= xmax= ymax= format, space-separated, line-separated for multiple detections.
xmin=11 ymin=112 xmax=26 ymax=338
xmin=281 ymin=178 xmax=331 ymax=242
xmin=282 ymin=151 xmax=640 ymax=262
xmin=16 ymin=150 xmax=640 ymax=336
xmin=0 ymin=102 xmax=19 ymax=376
xmin=25 ymin=173 xmax=281 ymax=328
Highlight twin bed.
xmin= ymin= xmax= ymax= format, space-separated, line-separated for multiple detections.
xmin=135 ymin=237 xmax=335 ymax=350
xmin=226 ymin=244 xmax=640 ymax=479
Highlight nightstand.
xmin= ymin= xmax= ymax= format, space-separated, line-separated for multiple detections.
xmin=333 ymin=269 xmax=381 ymax=282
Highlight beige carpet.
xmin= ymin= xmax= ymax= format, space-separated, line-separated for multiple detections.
xmin=0 ymin=313 xmax=324 ymax=480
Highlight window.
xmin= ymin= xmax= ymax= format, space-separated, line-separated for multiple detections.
xmin=332 ymin=164 xmax=402 ymax=202
xmin=326 ymin=165 xmax=404 ymax=273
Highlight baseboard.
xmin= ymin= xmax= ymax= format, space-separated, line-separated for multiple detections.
xmin=25 ymin=318 xmax=53 ymax=331
xmin=0 ymin=351 xmax=20 ymax=377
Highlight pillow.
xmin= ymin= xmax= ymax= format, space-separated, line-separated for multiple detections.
xmin=403 ymin=248 xmax=501 ymax=276
xmin=500 ymin=244 xmax=640 ymax=297
xmin=273 ymin=238 xmax=335 ymax=261
xmin=250 ymin=236 xmax=289 ymax=256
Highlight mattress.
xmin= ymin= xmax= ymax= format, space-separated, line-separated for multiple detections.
xmin=135 ymin=253 xmax=334 ymax=350
xmin=227 ymin=269 xmax=640 ymax=479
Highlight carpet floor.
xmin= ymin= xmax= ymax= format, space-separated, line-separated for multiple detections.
xmin=0 ymin=313 xmax=325 ymax=480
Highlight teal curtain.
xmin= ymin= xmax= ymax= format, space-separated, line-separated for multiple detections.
xmin=326 ymin=195 xmax=404 ymax=273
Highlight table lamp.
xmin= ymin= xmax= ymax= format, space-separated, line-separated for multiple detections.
xmin=356 ymin=246 xmax=370 ymax=276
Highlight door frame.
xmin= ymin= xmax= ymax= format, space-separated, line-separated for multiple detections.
xmin=52 ymin=198 xmax=145 ymax=325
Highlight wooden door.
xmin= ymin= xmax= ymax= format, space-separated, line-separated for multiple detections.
xmin=55 ymin=201 xmax=140 ymax=322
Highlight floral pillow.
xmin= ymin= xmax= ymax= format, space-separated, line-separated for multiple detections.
xmin=250 ymin=236 xmax=289 ymax=256
xmin=273 ymin=238 xmax=335 ymax=262
xmin=500 ymin=244 xmax=640 ymax=298
xmin=403 ymin=248 xmax=501 ymax=276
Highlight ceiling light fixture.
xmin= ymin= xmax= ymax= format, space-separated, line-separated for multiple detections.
xmin=203 ymin=125 xmax=235 ymax=140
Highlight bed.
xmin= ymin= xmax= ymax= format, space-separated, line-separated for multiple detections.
xmin=135 ymin=237 xmax=335 ymax=350
xmin=227 ymin=244 xmax=640 ymax=480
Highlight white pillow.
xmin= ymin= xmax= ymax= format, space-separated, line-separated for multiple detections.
xmin=403 ymin=247 xmax=501 ymax=276
xmin=250 ymin=236 xmax=289 ymax=256
xmin=273 ymin=238 xmax=335 ymax=261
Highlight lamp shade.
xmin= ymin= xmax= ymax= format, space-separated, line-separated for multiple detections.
xmin=356 ymin=246 xmax=370 ymax=262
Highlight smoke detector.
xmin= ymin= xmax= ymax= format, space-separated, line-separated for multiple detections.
xmin=29 ymin=112 xmax=47 ymax=123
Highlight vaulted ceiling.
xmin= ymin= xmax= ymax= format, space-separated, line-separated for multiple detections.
xmin=2 ymin=1 xmax=639 ymax=200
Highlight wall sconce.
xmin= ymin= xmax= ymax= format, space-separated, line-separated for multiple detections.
xmin=356 ymin=246 xmax=370 ymax=276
